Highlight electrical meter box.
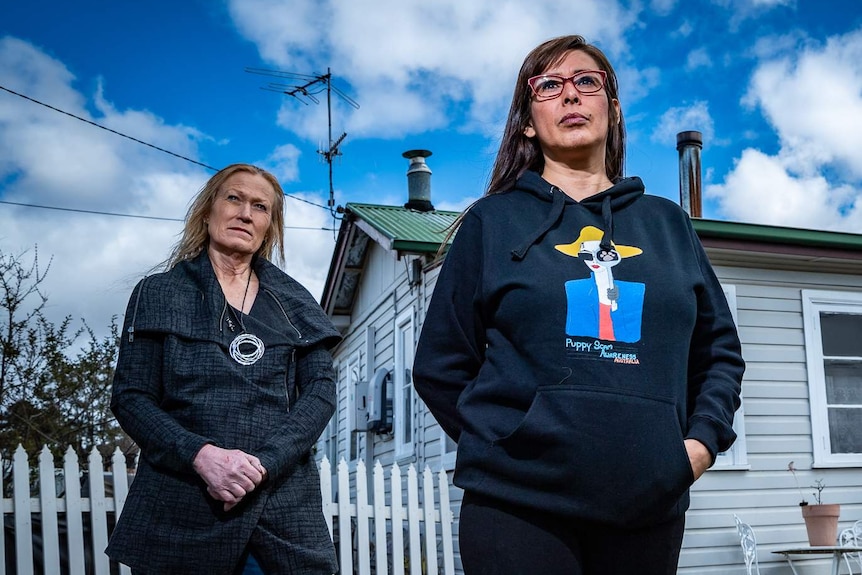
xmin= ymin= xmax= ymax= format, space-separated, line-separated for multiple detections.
xmin=366 ymin=367 xmax=392 ymax=434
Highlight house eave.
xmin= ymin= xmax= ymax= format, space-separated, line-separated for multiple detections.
xmin=392 ymin=240 xmax=449 ymax=255
xmin=692 ymin=218 xmax=862 ymax=252
xmin=693 ymin=218 xmax=862 ymax=272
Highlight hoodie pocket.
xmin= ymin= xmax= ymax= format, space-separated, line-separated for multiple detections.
xmin=490 ymin=384 xmax=693 ymax=525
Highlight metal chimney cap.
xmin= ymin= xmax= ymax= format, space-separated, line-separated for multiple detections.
xmin=676 ymin=131 xmax=703 ymax=150
xmin=402 ymin=149 xmax=433 ymax=159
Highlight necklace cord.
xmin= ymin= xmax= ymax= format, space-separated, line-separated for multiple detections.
xmin=237 ymin=268 xmax=253 ymax=331
xmin=224 ymin=266 xmax=265 ymax=366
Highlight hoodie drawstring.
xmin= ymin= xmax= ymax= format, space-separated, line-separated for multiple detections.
xmin=599 ymin=195 xmax=615 ymax=252
xmin=511 ymin=187 xmax=566 ymax=261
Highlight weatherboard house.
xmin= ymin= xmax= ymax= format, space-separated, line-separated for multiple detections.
xmin=316 ymin=139 xmax=862 ymax=574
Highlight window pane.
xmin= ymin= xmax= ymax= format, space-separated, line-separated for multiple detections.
xmin=828 ymin=407 xmax=862 ymax=453
xmin=327 ymin=415 xmax=338 ymax=464
xmin=820 ymin=312 xmax=862 ymax=357
xmin=349 ymin=363 xmax=359 ymax=460
xmin=403 ymin=391 xmax=412 ymax=442
xmin=824 ymin=360 xmax=862 ymax=404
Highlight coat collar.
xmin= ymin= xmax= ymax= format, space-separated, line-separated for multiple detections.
xmin=129 ymin=251 xmax=341 ymax=349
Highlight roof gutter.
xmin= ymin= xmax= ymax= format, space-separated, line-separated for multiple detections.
xmin=693 ymin=218 xmax=862 ymax=252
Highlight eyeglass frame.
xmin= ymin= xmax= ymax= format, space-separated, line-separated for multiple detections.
xmin=527 ymin=70 xmax=608 ymax=102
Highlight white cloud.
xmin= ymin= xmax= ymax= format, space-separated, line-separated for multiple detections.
xmin=261 ymin=143 xmax=302 ymax=184
xmin=651 ymin=101 xmax=715 ymax=147
xmin=651 ymin=0 xmax=678 ymax=16
xmin=435 ymin=196 xmax=479 ymax=212
xmin=0 ymin=37 xmax=81 ymax=111
xmin=706 ymin=148 xmax=861 ymax=230
xmin=673 ymin=21 xmax=694 ymax=38
xmin=227 ymin=0 xmax=330 ymax=69
xmin=744 ymin=29 xmax=862 ymax=178
xmin=0 ymin=37 xmax=208 ymax=338
xmin=750 ymin=0 xmax=794 ymax=6
xmin=707 ymin=28 xmax=862 ymax=232
xmin=282 ymin=194 xmax=338 ymax=299
xmin=686 ymin=48 xmax=712 ymax=71
xmin=749 ymin=30 xmax=807 ymax=60
xmin=228 ymin=0 xmax=641 ymax=140
xmin=0 ymin=38 xmax=336 ymax=342
xmin=715 ymin=0 xmax=796 ymax=28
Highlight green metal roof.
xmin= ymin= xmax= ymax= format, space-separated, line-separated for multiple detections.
xmin=346 ymin=203 xmax=461 ymax=253
xmin=344 ymin=203 xmax=862 ymax=255
xmin=692 ymin=218 xmax=862 ymax=251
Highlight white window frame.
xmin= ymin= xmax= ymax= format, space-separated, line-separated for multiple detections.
xmin=323 ymin=411 xmax=338 ymax=466
xmin=394 ymin=308 xmax=416 ymax=460
xmin=713 ymin=284 xmax=749 ymax=469
xmin=321 ymin=363 xmax=340 ymax=466
xmin=802 ymin=289 xmax=862 ymax=467
xmin=347 ymin=351 xmax=362 ymax=462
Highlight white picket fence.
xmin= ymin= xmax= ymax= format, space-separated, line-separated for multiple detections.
xmin=320 ymin=457 xmax=455 ymax=575
xmin=1 ymin=445 xmax=456 ymax=575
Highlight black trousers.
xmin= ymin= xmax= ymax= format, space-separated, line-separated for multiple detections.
xmin=459 ymin=491 xmax=686 ymax=575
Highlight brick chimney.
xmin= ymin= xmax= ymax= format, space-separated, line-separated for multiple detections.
xmin=676 ymin=131 xmax=703 ymax=218
xmin=402 ymin=149 xmax=434 ymax=212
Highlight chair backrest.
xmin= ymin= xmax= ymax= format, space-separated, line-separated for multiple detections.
xmin=840 ymin=524 xmax=862 ymax=574
xmin=734 ymin=514 xmax=761 ymax=575
xmin=841 ymin=524 xmax=861 ymax=545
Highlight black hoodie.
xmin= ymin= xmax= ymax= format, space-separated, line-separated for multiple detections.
xmin=413 ymin=170 xmax=744 ymax=528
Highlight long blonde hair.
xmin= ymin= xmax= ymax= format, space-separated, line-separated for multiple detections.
xmin=165 ymin=164 xmax=286 ymax=269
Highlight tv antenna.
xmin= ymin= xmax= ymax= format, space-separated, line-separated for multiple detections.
xmin=246 ymin=67 xmax=359 ymax=217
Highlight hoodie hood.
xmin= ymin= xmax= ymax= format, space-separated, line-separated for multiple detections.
xmin=510 ymin=170 xmax=645 ymax=261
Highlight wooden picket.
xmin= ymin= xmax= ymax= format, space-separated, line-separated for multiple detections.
xmin=1 ymin=447 xmax=455 ymax=575
xmin=318 ymin=457 xmax=456 ymax=575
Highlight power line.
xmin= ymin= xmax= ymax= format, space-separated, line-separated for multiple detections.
xmin=0 ymin=200 xmax=336 ymax=231
xmin=0 ymin=199 xmax=182 ymax=221
xmin=0 ymin=84 xmax=219 ymax=171
xmin=0 ymin=84 xmax=334 ymax=212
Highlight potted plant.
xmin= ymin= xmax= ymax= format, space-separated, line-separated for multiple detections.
xmin=788 ymin=462 xmax=840 ymax=546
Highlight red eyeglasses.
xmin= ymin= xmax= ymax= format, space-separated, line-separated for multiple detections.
xmin=527 ymin=70 xmax=607 ymax=101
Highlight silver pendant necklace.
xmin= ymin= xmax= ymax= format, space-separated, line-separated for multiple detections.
xmin=227 ymin=269 xmax=265 ymax=366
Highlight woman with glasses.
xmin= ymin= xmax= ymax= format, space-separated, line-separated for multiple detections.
xmin=413 ymin=35 xmax=744 ymax=574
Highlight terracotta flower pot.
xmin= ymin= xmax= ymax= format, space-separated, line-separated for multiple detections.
xmin=801 ymin=504 xmax=840 ymax=546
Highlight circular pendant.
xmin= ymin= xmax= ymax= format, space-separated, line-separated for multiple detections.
xmin=229 ymin=332 xmax=265 ymax=365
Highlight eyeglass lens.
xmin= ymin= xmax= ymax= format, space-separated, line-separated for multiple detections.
xmin=530 ymin=71 xmax=604 ymax=99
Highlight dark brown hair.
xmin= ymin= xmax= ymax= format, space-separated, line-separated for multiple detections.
xmin=486 ymin=34 xmax=626 ymax=195
xmin=433 ymin=35 xmax=627 ymax=259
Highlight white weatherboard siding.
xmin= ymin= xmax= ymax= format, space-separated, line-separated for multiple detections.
xmin=320 ymin=244 xmax=429 ymax=472
xmin=353 ymin=239 xmax=398 ymax=314
xmin=678 ymin=264 xmax=862 ymax=574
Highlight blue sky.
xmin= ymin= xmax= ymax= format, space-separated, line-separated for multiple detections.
xmin=1 ymin=0 xmax=861 ymax=339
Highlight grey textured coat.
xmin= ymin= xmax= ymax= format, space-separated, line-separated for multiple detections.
xmin=106 ymin=252 xmax=341 ymax=574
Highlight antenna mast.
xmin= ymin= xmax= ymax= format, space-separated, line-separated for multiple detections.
xmin=246 ymin=67 xmax=359 ymax=216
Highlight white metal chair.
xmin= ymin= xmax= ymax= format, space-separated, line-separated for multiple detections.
xmin=840 ymin=520 xmax=862 ymax=574
xmin=734 ymin=514 xmax=761 ymax=575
